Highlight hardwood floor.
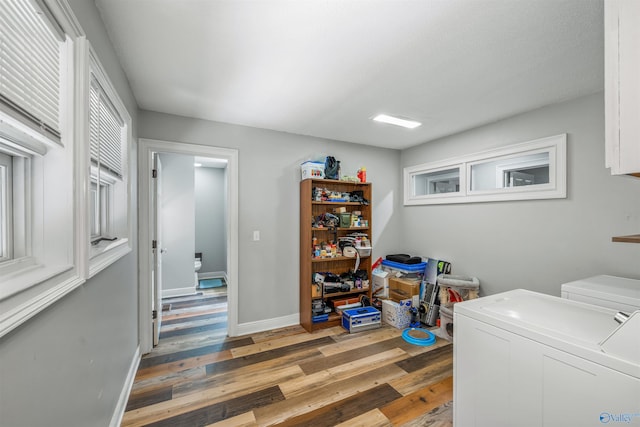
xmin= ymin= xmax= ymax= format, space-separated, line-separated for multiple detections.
xmin=122 ymin=291 xmax=453 ymax=427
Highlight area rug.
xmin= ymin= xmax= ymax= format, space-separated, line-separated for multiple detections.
xmin=198 ymin=278 xmax=225 ymax=289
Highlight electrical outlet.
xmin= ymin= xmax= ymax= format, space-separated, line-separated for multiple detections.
xmin=253 ymin=230 xmax=260 ymax=241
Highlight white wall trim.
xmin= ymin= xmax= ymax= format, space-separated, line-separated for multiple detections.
xmin=109 ymin=345 xmax=140 ymax=427
xmin=0 ymin=272 xmax=84 ymax=338
xmin=163 ymin=286 xmax=197 ymax=298
xmin=138 ymin=138 xmax=239 ymax=353
xmin=235 ymin=313 xmax=300 ymax=337
xmin=45 ymin=0 xmax=86 ymax=38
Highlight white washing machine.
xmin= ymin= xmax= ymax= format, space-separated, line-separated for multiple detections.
xmin=454 ymin=289 xmax=640 ymax=427
xmin=561 ymin=275 xmax=640 ymax=312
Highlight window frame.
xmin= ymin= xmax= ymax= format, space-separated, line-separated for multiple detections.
xmin=0 ymin=151 xmax=12 ymax=261
xmin=409 ymin=163 xmax=465 ymax=201
xmin=90 ymin=172 xmax=112 ymax=240
xmin=85 ymin=45 xmax=132 ymax=277
xmin=404 ymin=134 xmax=567 ymax=205
xmin=0 ymin=0 xmax=85 ymax=339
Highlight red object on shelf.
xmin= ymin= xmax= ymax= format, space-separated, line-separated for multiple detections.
xmin=357 ymin=167 xmax=366 ymax=183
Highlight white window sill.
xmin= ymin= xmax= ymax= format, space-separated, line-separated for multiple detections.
xmin=0 ymin=259 xmax=72 ymax=301
xmin=0 ymin=262 xmax=82 ymax=338
xmin=89 ymin=238 xmax=131 ymax=278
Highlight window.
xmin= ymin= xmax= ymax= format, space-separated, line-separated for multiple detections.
xmin=86 ymin=48 xmax=131 ymax=275
xmin=404 ymin=134 xmax=567 ymax=205
xmin=412 ymin=166 xmax=462 ymax=197
xmin=89 ymin=74 xmax=123 ymax=244
xmin=0 ymin=0 xmax=131 ymax=337
xmin=0 ymin=0 xmax=64 ymax=144
xmin=0 ymin=0 xmax=83 ymax=338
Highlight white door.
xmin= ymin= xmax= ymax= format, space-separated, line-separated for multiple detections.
xmin=152 ymin=154 xmax=164 ymax=346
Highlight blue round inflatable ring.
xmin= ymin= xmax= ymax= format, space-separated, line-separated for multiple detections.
xmin=401 ymin=327 xmax=436 ymax=346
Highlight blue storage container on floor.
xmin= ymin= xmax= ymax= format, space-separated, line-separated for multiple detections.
xmin=341 ymin=306 xmax=381 ymax=333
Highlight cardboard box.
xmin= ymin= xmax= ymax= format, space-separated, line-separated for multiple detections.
xmin=311 ymin=284 xmax=321 ymax=298
xmin=372 ymin=270 xmax=389 ymax=298
xmin=388 ymin=277 xmax=420 ymax=302
xmin=381 ymin=299 xmax=413 ymax=329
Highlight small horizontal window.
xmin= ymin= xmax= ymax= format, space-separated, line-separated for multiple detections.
xmin=404 ymin=134 xmax=567 ymax=205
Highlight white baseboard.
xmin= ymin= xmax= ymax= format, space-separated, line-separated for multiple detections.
xmin=198 ymin=271 xmax=227 ymax=281
xmin=163 ymin=286 xmax=197 ymax=298
xmin=109 ymin=345 xmax=140 ymax=427
xmin=235 ymin=313 xmax=300 ymax=336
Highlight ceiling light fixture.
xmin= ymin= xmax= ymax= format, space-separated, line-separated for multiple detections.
xmin=372 ymin=114 xmax=421 ymax=129
xmin=194 ymin=163 xmax=202 ymax=167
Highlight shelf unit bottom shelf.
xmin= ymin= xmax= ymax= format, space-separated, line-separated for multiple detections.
xmin=310 ymin=313 xmax=342 ymax=331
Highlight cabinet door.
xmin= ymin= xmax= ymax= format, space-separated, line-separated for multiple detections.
xmin=541 ymin=350 xmax=640 ymax=427
xmin=606 ymin=0 xmax=640 ymax=175
xmin=454 ymin=314 xmax=541 ymax=427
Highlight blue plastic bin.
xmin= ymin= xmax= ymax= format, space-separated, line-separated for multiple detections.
xmin=381 ymin=259 xmax=427 ymax=273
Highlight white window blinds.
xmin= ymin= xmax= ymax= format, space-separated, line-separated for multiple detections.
xmin=89 ymin=75 xmax=124 ymax=178
xmin=0 ymin=0 xmax=63 ymax=139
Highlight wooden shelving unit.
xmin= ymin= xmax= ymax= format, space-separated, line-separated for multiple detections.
xmin=300 ymin=179 xmax=372 ymax=332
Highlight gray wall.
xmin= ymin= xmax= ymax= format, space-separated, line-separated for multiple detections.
xmin=160 ymin=153 xmax=196 ymax=294
xmin=138 ymin=110 xmax=404 ymax=324
xmin=0 ymin=1 xmax=140 ymax=426
xmin=400 ymin=92 xmax=640 ymax=297
xmin=195 ymin=166 xmax=227 ymax=274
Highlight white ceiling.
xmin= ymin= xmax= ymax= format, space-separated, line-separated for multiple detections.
xmin=95 ymin=0 xmax=604 ymax=150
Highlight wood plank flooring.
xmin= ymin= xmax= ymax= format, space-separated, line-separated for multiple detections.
xmin=122 ymin=290 xmax=453 ymax=426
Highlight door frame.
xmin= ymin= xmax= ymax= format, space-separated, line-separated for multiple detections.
xmin=138 ymin=138 xmax=239 ymax=354
xmin=151 ymin=153 xmax=163 ymax=347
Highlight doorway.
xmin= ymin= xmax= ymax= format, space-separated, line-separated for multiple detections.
xmin=138 ymin=138 xmax=239 ymax=355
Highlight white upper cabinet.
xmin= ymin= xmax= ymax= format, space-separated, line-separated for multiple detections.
xmin=605 ymin=0 xmax=640 ymax=176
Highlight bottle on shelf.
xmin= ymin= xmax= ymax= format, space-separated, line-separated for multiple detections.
xmin=357 ymin=167 xmax=366 ymax=183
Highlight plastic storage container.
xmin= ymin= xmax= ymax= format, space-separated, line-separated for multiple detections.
xmin=356 ymin=246 xmax=372 ymax=257
xmin=438 ymin=305 xmax=454 ymax=340
xmin=301 ymin=161 xmax=325 ymax=180
xmin=341 ymin=306 xmax=381 ymax=333
xmin=437 ymin=275 xmax=480 ymax=308
xmin=381 ymin=259 xmax=427 ymax=274
xmin=435 ymin=275 xmax=479 ymax=339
